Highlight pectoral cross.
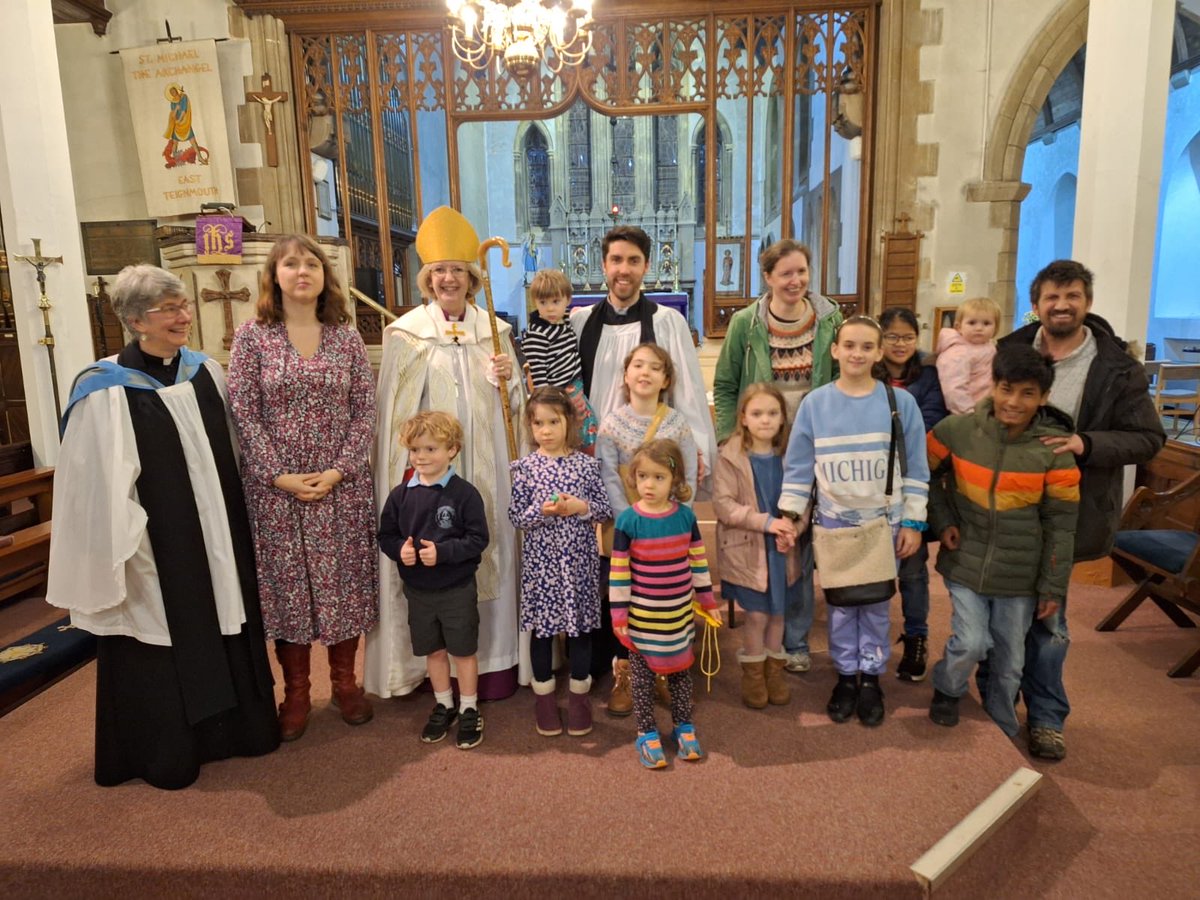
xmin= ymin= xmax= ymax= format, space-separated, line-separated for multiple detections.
xmin=245 ymin=72 xmax=288 ymax=167
xmin=445 ymin=321 xmax=466 ymax=344
xmin=200 ymin=268 xmax=251 ymax=350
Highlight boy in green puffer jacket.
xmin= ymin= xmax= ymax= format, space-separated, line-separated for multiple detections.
xmin=925 ymin=344 xmax=1080 ymax=737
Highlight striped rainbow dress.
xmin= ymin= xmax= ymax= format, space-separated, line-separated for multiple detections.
xmin=610 ymin=501 xmax=716 ymax=674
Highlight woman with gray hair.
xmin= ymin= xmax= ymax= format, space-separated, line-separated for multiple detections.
xmin=47 ymin=264 xmax=279 ymax=789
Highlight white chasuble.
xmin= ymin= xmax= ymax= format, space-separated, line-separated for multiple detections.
xmin=366 ymin=303 xmax=530 ymax=698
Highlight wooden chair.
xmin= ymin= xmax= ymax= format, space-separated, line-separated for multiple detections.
xmin=1097 ymin=469 xmax=1200 ymax=677
xmin=1151 ymin=363 xmax=1200 ymax=437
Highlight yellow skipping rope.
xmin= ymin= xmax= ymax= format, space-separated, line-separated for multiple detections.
xmin=692 ymin=601 xmax=721 ymax=692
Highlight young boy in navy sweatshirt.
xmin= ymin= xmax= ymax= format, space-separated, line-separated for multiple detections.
xmin=378 ymin=411 xmax=490 ymax=749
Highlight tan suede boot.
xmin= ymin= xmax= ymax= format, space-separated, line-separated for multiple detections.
xmin=764 ymin=650 xmax=792 ymax=705
xmin=739 ymin=651 xmax=768 ymax=709
xmin=607 ymin=658 xmax=633 ymax=717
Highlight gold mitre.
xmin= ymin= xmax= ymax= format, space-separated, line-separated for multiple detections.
xmin=415 ymin=206 xmax=480 ymax=265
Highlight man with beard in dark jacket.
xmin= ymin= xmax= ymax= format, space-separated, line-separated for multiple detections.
xmin=997 ymin=260 xmax=1165 ymax=760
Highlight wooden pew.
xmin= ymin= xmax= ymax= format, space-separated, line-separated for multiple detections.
xmin=0 ymin=467 xmax=54 ymax=604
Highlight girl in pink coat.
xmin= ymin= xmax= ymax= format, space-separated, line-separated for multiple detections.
xmin=936 ymin=297 xmax=1002 ymax=415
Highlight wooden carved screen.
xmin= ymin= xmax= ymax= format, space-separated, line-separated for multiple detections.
xmin=284 ymin=2 xmax=879 ymax=336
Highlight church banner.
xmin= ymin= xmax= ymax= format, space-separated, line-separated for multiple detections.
xmin=120 ymin=40 xmax=236 ymax=219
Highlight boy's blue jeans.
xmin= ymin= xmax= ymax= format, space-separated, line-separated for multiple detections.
xmin=898 ymin=540 xmax=930 ymax=637
xmin=783 ymin=532 xmax=815 ymax=656
xmin=932 ymin=579 xmax=1036 ymax=738
xmin=1020 ymin=597 xmax=1071 ymax=731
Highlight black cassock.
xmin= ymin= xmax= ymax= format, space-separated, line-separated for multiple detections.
xmin=53 ymin=344 xmax=279 ymax=789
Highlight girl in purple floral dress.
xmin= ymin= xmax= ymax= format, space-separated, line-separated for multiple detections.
xmin=508 ymin=386 xmax=612 ymax=738
xmin=228 ymin=234 xmax=378 ymax=742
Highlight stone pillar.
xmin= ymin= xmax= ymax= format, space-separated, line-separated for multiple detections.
xmin=1072 ymin=0 xmax=1174 ymax=343
xmin=0 ymin=1 xmax=94 ymax=465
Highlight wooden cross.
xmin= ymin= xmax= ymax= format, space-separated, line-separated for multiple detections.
xmin=200 ymin=268 xmax=251 ymax=350
xmin=445 ymin=321 xmax=466 ymax=343
xmin=245 ymin=72 xmax=288 ymax=167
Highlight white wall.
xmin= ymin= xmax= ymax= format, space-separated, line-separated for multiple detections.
xmin=916 ymin=0 xmax=1067 ymax=332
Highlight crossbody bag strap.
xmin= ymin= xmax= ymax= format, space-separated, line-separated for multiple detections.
xmin=883 ymin=382 xmax=907 ymax=497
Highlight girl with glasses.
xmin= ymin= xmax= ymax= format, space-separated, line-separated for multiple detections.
xmin=874 ymin=307 xmax=949 ymax=683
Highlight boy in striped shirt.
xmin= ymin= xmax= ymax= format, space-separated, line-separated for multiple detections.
xmin=522 ymin=269 xmax=597 ymax=452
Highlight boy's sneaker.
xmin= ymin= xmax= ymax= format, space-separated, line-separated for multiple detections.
xmin=456 ymin=707 xmax=484 ymax=749
xmin=636 ymin=730 xmax=668 ymax=769
xmin=896 ymin=634 xmax=928 ymax=682
xmin=785 ymin=651 xmax=812 ymax=673
xmin=826 ymin=675 xmax=858 ymax=723
xmin=857 ymin=674 xmax=885 ymax=727
xmin=672 ymin=723 xmax=705 ymax=761
xmin=420 ymin=702 xmax=458 ymax=743
xmin=929 ymin=689 xmax=960 ymax=726
xmin=1028 ymin=726 xmax=1066 ymax=760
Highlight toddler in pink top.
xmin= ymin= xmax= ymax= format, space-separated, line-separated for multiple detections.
xmin=936 ymin=297 xmax=1001 ymax=415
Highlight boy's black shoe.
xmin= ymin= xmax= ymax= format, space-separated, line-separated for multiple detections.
xmin=456 ymin=707 xmax=484 ymax=750
xmin=420 ymin=702 xmax=458 ymax=743
xmin=826 ymin=675 xmax=859 ymax=723
xmin=857 ymin=675 xmax=885 ymax=727
xmin=896 ymin=634 xmax=928 ymax=682
xmin=929 ymin=689 xmax=960 ymax=726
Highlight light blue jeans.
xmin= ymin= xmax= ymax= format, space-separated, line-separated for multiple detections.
xmin=783 ymin=532 xmax=815 ymax=655
xmin=1020 ymin=596 xmax=1071 ymax=731
xmin=932 ymin=579 xmax=1036 ymax=738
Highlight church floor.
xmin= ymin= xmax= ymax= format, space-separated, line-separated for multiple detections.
xmin=1 ymin=540 xmax=1196 ymax=897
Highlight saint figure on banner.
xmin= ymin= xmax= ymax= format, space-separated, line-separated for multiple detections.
xmin=163 ymin=83 xmax=209 ymax=168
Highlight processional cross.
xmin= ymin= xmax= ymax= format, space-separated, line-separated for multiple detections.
xmin=14 ymin=238 xmax=64 ymax=423
xmin=200 ymin=268 xmax=251 ymax=349
xmin=245 ymin=72 xmax=289 ymax=167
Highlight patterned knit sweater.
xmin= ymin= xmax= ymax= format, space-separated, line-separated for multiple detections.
xmin=595 ymin=403 xmax=697 ymax=515
xmin=610 ymin=502 xmax=716 ymax=674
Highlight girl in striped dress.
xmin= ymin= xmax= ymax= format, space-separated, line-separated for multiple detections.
xmin=521 ymin=269 xmax=598 ymax=452
xmin=610 ymin=438 xmax=721 ymax=768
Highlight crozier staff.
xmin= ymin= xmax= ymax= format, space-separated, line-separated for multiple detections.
xmin=366 ymin=206 xmax=527 ymax=701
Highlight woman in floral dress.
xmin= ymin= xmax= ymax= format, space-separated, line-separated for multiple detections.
xmin=228 ymin=234 xmax=378 ymax=741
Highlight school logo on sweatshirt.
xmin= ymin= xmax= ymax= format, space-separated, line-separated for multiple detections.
xmin=436 ymin=505 xmax=455 ymax=529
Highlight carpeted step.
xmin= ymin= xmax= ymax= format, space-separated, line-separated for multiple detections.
xmin=0 ymin=615 xmax=95 ymax=717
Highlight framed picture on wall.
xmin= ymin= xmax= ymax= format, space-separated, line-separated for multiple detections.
xmin=715 ymin=238 xmax=743 ymax=296
xmin=933 ymin=305 xmax=958 ymax=346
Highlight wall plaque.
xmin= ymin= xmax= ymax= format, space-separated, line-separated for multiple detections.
xmin=81 ymin=220 xmax=160 ymax=275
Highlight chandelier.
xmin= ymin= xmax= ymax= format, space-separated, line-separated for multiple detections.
xmin=446 ymin=0 xmax=594 ymax=77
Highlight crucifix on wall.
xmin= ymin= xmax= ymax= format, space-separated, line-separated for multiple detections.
xmin=245 ymin=72 xmax=288 ymax=167
xmin=200 ymin=268 xmax=251 ymax=349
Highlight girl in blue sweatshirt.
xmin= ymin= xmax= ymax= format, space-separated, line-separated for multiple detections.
xmin=778 ymin=316 xmax=929 ymax=727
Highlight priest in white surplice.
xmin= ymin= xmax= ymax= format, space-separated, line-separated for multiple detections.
xmin=570 ymin=225 xmax=718 ymax=707
xmin=367 ymin=207 xmax=528 ymax=703
xmin=571 ymin=226 xmax=716 ymax=491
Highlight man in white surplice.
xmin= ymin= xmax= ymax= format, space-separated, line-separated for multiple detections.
xmin=570 ymin=225 xmax=716 ymax=493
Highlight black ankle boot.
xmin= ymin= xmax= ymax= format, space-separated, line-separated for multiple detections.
xmin=896 ymin=634 xmax=928 ymax=682
xmin=857 ymin=674 xmax=885 ymax=727
xmin=826 ymin=674 xmax=859 ymax=723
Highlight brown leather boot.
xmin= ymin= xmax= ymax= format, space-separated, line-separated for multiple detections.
xmin=739 ymin=652 xmax=768 ymax=709
xmin=328 ymin=637 xmax=373 ymax=726
xmin=607 ymin=658 xmax=633 ymax=717
xmin=275 ymin=641 xmax=312 ymax=741
xmin=764 ymin=650 xmax=792 ymax=706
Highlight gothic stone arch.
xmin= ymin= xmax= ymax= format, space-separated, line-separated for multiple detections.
xmin=966 ymin=0 xmax=1087 ymax=317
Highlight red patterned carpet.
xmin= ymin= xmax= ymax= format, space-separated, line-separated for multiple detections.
xmin=0 ymin=552 xmax=1196 ymax=897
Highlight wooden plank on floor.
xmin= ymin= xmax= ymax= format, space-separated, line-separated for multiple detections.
xmin=910 ymin=765 xmax=1042 ymax=896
